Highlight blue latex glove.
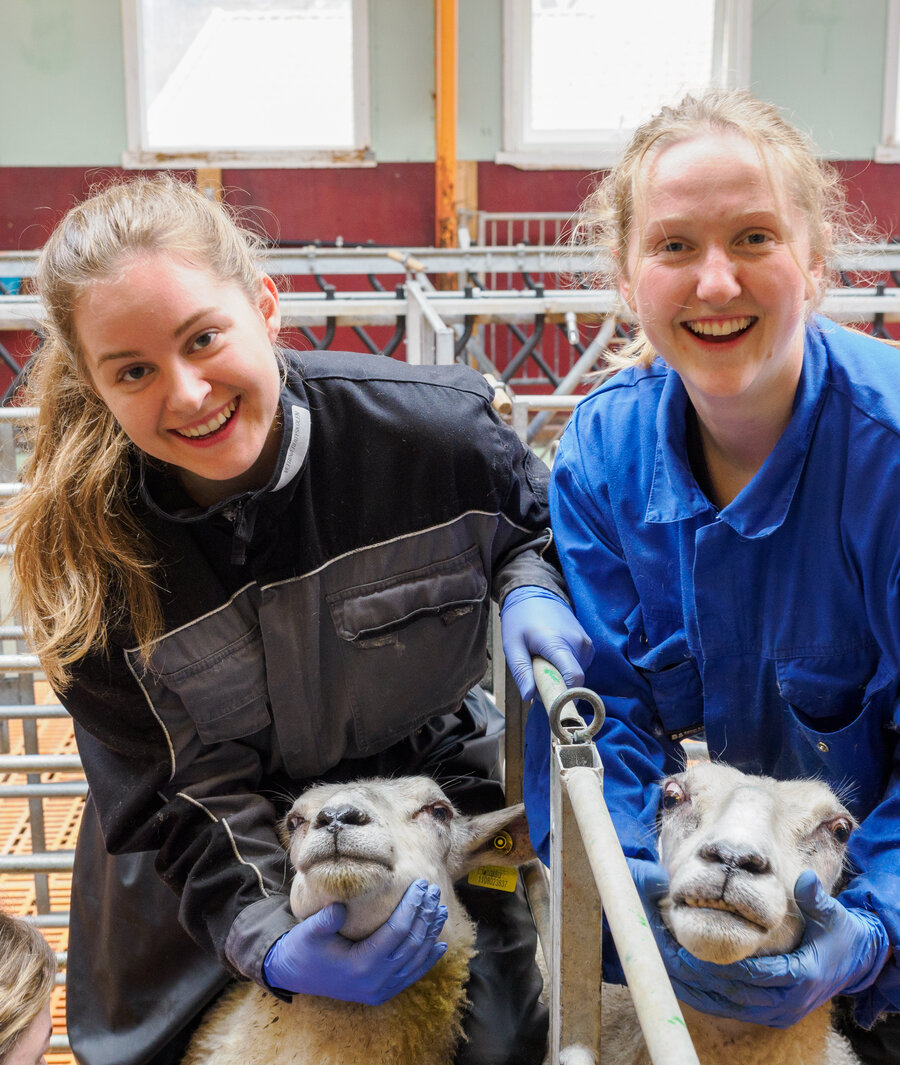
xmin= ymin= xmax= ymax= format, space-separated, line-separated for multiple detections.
xmin=638 ymin=866 xmax=891 ymax=1028
xmin=263 ymin=879 xmax=448 ymax=1004
xmin=500 ymin=586 xmax=594 ymax=703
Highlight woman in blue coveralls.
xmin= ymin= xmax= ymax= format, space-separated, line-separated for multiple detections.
xmin=3 ymin=176 xmax=592 ymax=1065
xmin=522 ymin=89 xmax=900 ymax=1062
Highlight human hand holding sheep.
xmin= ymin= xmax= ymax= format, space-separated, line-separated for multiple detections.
xmin=263 ymin=877 xmax=449 ymax=1004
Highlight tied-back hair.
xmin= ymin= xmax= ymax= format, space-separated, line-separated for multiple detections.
xmin=0 ymin=911 xmax=55 ymax=1063
xmin=568 ymin=88 xmax=865 ymax=376
xmin=2 ymin=174 xmax=268 ymax=691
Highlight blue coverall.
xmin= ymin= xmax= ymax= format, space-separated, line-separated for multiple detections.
xmin=525 ymin=317 xmax=900 ymax=1026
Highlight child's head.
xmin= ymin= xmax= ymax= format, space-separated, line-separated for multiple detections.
xmin=0 ymin=912 xmax=56 ymax=1065
xmin=572 ymin=89 xmax=853 ymax=369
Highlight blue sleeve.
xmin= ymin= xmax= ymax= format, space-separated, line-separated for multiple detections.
xmin=524 ymin=413 xmax=684 ymax=864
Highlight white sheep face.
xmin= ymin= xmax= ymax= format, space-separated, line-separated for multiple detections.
xmin=281 ymin=776 xmax=531 ymax=941
xmin=657 ymin=763 xmax=854 ymax=965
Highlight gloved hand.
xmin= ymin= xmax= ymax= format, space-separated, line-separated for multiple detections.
xmin=627 ymin=856 xmax=670 ymax=918
xmin=626 ymin=856 xmax=683 ymax=963
xmin=263 ymin=878 xmax=448 ymax=1004
xmin=500 ymin=586 xmax=594 ymax=703
xmin=655 ymin=870 xmax=891 ymax=1028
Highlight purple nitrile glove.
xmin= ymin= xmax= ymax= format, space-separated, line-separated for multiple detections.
xmin=500 ymin=586 xmax=594 ymax=703
xmin=633 ymin=864 xmax=891 ymax=1028
xmin=263 ymin=878 xmax=448 ymax=1005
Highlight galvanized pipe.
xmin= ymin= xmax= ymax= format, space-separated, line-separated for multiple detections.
xmin=0 ymin=653 xmax=41 ymax=670
xmin=0 ymin=851 xmax=74 ymax=872
xmin=564 ymin=766 xmax=700 ymax=1064
xmin=0 ymin=782 xmax=87 ymax=798
xmin=0 ymin=705 xmax=70 ymax=719
xmin=0 ymin=754 xmax=82 ymax=772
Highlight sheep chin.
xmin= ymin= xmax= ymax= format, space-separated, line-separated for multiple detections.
xmin=290 ymin=859 xmax=396 ymax=920
xmin=665 ymin=902 xmax=773 ymax=965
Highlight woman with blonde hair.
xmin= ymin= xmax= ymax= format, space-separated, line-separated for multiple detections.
xmin=524 ymin=88 xmax=900 ymax=1063
xmin=5 ymin=174 xmax=591 ymax=1065
xmin=0 ymin=911 xmax=56 ymax=1065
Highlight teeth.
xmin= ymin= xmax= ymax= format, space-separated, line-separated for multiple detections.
xmin=177 ymin=400 xmax=236 ymax=439
xmin=686 ymin=317 xmax=752 ymax=337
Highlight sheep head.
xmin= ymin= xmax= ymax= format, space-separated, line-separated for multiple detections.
xmin=656 ymin=762 xmax=854 ymax=964
xmin=280 ymin=776 xmax=534 ymax=941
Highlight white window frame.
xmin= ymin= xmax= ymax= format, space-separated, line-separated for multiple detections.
xmin=499 ymin=0 xmax=753 ymax=170
xmin=121 ymin=0 xmax=373 ymax=169
xmin=877 ymin=0 xmax=900 ymax=161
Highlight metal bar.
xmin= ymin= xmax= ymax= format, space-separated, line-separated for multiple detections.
xmin=565 ymin=767 xmax=700 ymax=1064
xmin=527 ymin=316 xmax=618 ymax=443
xmin=19 ymin=912 xmax=71 ymax=927
xmin=405 ymin=280 xmax=455 ymax=364
xmin=534 ymin=659 xmax=700 ymax=1065
xmin=0 ymin=705 xmax=70 ymax=719
xmin=0 ymin=653 xmax=41 ymax=670
xmin=0 ymin=782 xmax=87 ymax=797
xmin=23 ymin=716 xmax=50 ymax=913
xmin=535 ymin=666 xmax=604 ymax=1063
xmin=0 ymin=405 xmax=38 ymax=420
xmin=7 ymin=242 xmax=900 ymax=280
xmin=0 ymin=852 xmax=75 ymax=872
xmin=7 ymin=287 xmax=900 ymax=331
xmin=0 ymin=754 xmax=82 ymax=771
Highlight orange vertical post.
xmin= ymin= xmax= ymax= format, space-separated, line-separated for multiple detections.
xmin=434 ymin=0 xmax=458 ymax=249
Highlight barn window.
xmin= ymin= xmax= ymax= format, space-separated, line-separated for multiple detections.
xmin=122 ymin=0 xmax=371 ymax=167
xmin=500 ymin=0 xmax=751 ymax=169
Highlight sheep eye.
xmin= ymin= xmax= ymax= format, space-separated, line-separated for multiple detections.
xmin=286 ymin=813 xmax=305 ymax=834
xmin=829 ymin=817 xmax=852 ymax=844
xmin=661 ymin=781 xmax=686 ymax=810
xmin=420 ymin=801 xmax=453 ymax=824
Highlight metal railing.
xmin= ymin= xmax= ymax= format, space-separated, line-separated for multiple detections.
xmin=3 ymin=255 xmax=900 ymax=1059
xmin=6 ymin=240 xmax=900 ymax=399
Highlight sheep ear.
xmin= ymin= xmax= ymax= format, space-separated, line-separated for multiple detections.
xmin=456 ymin=803 xmax=536 ymax=876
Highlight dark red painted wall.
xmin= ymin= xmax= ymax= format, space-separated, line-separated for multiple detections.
xmin=4 ymin=160 xmax=900 ymax=253
xmin=2 ymin=160 xmax=900 ymax=383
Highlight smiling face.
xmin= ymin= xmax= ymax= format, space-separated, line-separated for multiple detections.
xmin=75 ymin=250 xmax=283 ymax=506
xmin=620 ymin=131 xmax=822 ymax=415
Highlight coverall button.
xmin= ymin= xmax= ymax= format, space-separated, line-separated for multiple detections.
xmin=816 ymin=740 xmax=830 ymax=753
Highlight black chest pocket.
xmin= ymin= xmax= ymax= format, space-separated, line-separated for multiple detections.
xmin=327 ymin=545 xmax=489 ymax=752
xmin=130 ymin=588 xmax=271 ymax=746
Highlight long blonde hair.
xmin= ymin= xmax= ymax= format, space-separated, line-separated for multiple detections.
xmin=0 ymin=911 xmax=55 ymax=1063
xmin=570 ymin=88 xmax=860 ymax=374
xmin=3 ymin=175 xmax=268 ymax=691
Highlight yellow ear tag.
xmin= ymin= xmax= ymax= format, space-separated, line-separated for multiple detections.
xmin=467 ymin=831 xmax=519 ymax=891
xmin=467 ymin=865 xmax=518 ymax=892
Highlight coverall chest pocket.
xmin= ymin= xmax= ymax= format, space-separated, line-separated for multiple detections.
xmin=327 ymin=545 xmax=489 ymax=751
xmin=135 ymin=603 xmax=271 ymax=746
xmin=776 ymin=652 xmax=891 ymax=815
xmin=626 ymin=612 xmax=704 ymax=742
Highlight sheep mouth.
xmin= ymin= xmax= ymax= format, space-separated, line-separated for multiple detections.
xmin=298 ymin=853 xmax=394 ymax=875
xmin=672 ymin=894 xmax=770 ymax=932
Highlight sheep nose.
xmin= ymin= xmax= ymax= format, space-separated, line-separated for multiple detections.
xmin=699 ymin=841 xmax=771 ymax=875
xmin=314 ymin=804 xmax=372 ymax=832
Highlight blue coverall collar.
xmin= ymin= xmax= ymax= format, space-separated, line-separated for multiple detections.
xmin=645 ymin=319 xmax=828 ymax=538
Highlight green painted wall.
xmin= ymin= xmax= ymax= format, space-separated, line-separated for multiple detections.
xmin=0 ymin=0 xmax=126 ymax=165
xmin=0 ymin=0 xmax=893 ymax=166
xmin=749 ymin=0 xmax=888 ymax=159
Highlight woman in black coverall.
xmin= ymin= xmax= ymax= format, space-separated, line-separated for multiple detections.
xmin=5 ymin=175 xmax=593 ymax=1065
